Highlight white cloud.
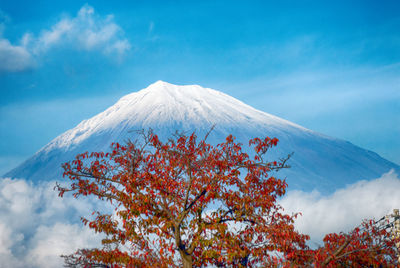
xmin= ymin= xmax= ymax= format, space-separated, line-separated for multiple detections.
xmin=34 ymin=4 xmax=130 ymax=56
xmin=1 ymin=171 xmax=398 ymax=266
xmin=105 ymin=39 xmax=131 ymax=56
xmin=0 ymin=4 xmax=130 ymax=73
xmin=0 ymin=38 xmax=34 ymax=72
xmin=27 ymin=223 xmax=100 ymax=268
xmin=0 ymin=178 xmax=103 ymax=268
xmin=280 ymin=170 xmax=400 ymax=245
xmin=38 ymin=20 xmax=73 ymax=50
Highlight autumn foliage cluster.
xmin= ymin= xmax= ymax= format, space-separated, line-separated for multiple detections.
xmin=57 ymin=130 xmax=399 ymax=267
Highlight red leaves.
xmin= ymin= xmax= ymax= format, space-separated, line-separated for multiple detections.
xmin=281 ymin=217 xmax=400 ymax=267
xmin=249 ymin=137 xmax=279 ymax=154
xmin=57 ymin=130 xmax=297 ymax=266
xmin=57 ymin=130 xmax=399 ymax=267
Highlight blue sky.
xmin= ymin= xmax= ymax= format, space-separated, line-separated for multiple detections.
xmin=0 ymin=1 xmax=399 ymax=175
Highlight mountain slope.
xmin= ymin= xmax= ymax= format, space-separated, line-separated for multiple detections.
xmin=5 ymin=81 xmax=399 ymax=193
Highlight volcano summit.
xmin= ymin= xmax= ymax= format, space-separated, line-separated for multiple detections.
xmin=5 ymin=81 xmax=399 ymax=192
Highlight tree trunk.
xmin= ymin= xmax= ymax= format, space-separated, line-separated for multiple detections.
xmin=179 ymin=250 xmax=193 ymax=268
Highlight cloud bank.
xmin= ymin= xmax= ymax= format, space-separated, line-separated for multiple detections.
xmin=280 ymin=169 xmax=400 ymax=245
xmin=0 ymin=170 xmax=398 ymax=267
xmin=0 ymin=4 xmax=130 ymax=73
xmin=0 ymin=178 xmax=102 ymax=267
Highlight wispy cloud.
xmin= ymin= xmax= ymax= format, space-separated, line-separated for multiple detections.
xmin=148 ymin=21 xmax=154 ymax=33
xmin=224 ymin=63 xmax=400 ymax=164
xmin=0 ymin=4 xmax=130 ymax=73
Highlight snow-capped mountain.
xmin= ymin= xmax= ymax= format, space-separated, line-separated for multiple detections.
xmin=5 ymin=81 xmax=399 ymax=192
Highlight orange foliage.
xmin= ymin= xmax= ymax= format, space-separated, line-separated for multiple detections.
xmin=57 ymin=130 xmax=399 ymax=267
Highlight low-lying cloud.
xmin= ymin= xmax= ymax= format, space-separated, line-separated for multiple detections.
xmin=0 ymin=4 xmax=130 ymax=73
xmin=0 ymin=170 xmax=399 ymax=267
xmin=0 ymin=178 xmax=102 ymax=267
xmin=280 ymin=169 xmax=400 ymax=245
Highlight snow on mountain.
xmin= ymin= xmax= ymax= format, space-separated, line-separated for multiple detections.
xmin=4 ymin=81 xmax=399 ymax=192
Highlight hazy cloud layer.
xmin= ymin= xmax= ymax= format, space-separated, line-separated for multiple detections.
xmin=280 ymin=169 xmax=400 ymax=245
xmin=0 ymin=94 xmax=121 ymax=176
xmin=0 ymin=170 xmax=399 ymax=266
xmin=0 ymin=4 xmax=130 ymax=73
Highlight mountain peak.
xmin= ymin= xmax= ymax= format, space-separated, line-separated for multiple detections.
xmin=142 ymin=80 xmax=215 ymax=98
xmin=115 ymin=81 xmax=306 ymax=134
xmin=145 ymin=80 xmax=175 ymax=92
xmin=144 ymin=80 xmax=203 ymax=94
xmin=148 ymin=80 xmax=177 ymax=88
xmin=5 ymin=81 xmax=399 ymax=192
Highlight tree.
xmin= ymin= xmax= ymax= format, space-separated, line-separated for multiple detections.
xmin=285 ymin=217 xmax=399 ymax=267
xmin=57 ymin=130 xmax=308 ymax=267
xmin=57 ymin=130 xmax=399 ymax=267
